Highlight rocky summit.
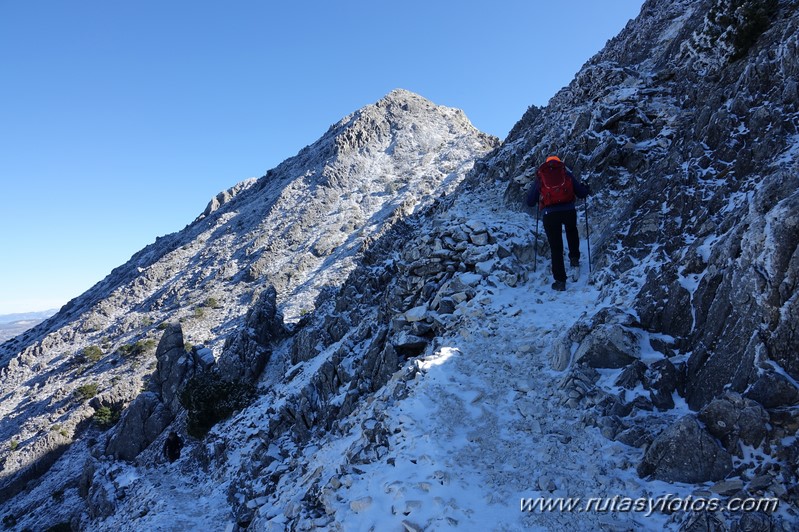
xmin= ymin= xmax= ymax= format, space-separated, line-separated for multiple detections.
xmin=2 ymin=0 xmax=799 ymax=530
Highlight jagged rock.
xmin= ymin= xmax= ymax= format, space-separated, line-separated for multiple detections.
xmin=193 ymin=345 xmax=215 ymax=371
xmin=710 ymin=479 xmax=744 ymax=496
xmin=698 ymin=392 xmax=769 ymax=452
xmin=200 ymin=178 xmax=257 ymax=218
xmin=645 ymin=358 xmax=681 ymax=411
xmin=614 ymin=425 xmax=652 ymax=448
xmin=574 ymin=323 xmax=640 ymax=369
xmin=392 ymin=331 xmax=428 ymax=357
xmin=104 ymin=392 xmax=173 ymax=461
xmin=404 ymin=305 xmax=428 ymax=323
xmin=153 ymin=324 xmax=195 ymax=416
xmin=615 ymin=360 xmax=647 ymax=389
xmin=548 ymin=336 xmax=573 ymax=372
xmin=637 ymin=416 xmax=732 ymax=483
xmin=218 ymin=285 xmax=285 ymax=383
xmin=744 ymin=368 xmax=799 ymax=409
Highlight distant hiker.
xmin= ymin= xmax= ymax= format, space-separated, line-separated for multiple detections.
xmin=526 ymin=156 xmax=590 ymax=291
xmin=163 ymin=431 xmax=184 ymax=463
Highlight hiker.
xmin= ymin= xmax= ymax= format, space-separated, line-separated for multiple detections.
xmin=163 ymin=431 xmax=184 ymax=463
xmin=526 ymin=156 xmax=591 ymax=291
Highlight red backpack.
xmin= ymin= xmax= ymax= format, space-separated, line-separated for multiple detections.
xmin=537 ymin=159 xmax=575 ymax=208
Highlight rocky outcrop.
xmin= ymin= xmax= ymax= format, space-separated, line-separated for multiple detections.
xmin=698 ymin=392 xmax=769 ymax=454
xmin=217 ymin=285 xmax=286 ymax=383
xmin=104 ymin=392 xmax=172 ymax=462
xmin=105 ymin=324 xmax=200 ymax=461
xmin=637 ymin=415 xmax=733 ymax=483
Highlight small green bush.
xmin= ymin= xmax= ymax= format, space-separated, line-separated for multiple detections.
xmin=118 ymin=339 xmax=157 ymax=358
xmin=194 ymin=307 xmax=206 ymax=319
xmin=9 ymin=440 xmax=19 ymax=451
xmin=83 ymin=345 xmax=104 ymax=363
xmin=93 ymin=406 xmax=120 ymax=429
xmin=75 ymin=383 xmax=99 ymax=400
xmin=203 ymin=297 xmax=220 ymax=309
xmin=179 ymin=372 xmax=255 ymax=439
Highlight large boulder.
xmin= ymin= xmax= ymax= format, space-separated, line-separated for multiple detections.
xmin=105 ymin=324 xmax=199 ymax=461
xmin=637 ymin=415 xmax=733 ymax=483
xmin=574 ymin=323 xmax=640 ymax=369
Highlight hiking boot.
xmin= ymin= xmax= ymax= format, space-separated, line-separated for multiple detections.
xmin=551 ymin=280 xmax=566 ymax=291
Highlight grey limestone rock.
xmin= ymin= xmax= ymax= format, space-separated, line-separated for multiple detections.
xmin=698 ymin=392 xmax=770 ymax=452
xmin=104 ymin=392 xmax=172 ymax=462
xmin=637 ymin=415 xmax=732 ymax=483
xmin=744 ymin=368 xmax=799 ymax=409
xmin=153 ymin=324 xmax=195 ymax=416
xmin=218 ymin=285 xmax=285 ymax=383
xmin=574 ymin=323 xmax=640 ymax=369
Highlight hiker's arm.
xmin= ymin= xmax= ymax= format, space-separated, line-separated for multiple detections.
xmin=569 ymin=171 xmax=590 ymax=199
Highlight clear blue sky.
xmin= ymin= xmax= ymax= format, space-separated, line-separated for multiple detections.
xmin=0 ymin=1 xmax=643 ymax=315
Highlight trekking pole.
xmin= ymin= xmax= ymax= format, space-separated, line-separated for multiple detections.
xmin=584 ymin=196 xmax=592 ymax=275
xmin=533 ymin=205 xmax=540 ymax=272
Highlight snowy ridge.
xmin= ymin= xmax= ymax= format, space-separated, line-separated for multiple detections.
xmin=0 ymin=89 xmax=496 ymax=524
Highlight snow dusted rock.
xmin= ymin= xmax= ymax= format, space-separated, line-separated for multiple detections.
xmin=744 ymin=367 xmax=799 ymax=409
xmin=403 ymin=305 xmax=427 ymax=323
xmin=644 ymin=358 xmax=682 ymax=411
xmin=152 ymin=324 xmax=195 ymax=416
xmin=200 ymin=177 xmax=257 ymax=218
xmin=573 ymin=323 xmax=640 ymax=369
xmin=698 ymin=392 xmax=770 ymax=453
xmin=637 ymin=415 xmax=732 ymax=483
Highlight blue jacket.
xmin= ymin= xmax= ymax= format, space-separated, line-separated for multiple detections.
xmin=525 ymin=167 xmax=589 ymax=215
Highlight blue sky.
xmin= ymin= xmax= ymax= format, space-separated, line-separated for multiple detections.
xmin=0 ymin=1 xmax=643 ymax=315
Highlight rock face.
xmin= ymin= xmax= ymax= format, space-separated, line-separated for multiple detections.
xmin=698 ymin=392 xmax=770 ymax=453
xmin=637 ymin=416 xmax=733 ymax=483
xmin=573 ymin=323 xmax=640 ymax=369
xmin=494 ymin=0 xmax=799 ymax=411
xmin=152 ymin=324 xmax=194 ymax=415
xmin=217 ymin=285 xmax=286 ymax=383
xmin=105 ymin=324 xmax=198 ymax=461
xmin=104 ymin=392 xmax=172 ymax=462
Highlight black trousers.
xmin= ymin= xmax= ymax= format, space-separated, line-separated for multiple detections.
xmin=543 ymin=209 xmax=580 ymax=282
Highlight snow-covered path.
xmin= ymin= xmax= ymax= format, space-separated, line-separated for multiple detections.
xmin=305 ymin=258 xmax=657 ymax=531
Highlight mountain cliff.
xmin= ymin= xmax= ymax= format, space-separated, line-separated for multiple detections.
xmin=2 ymin=0 xmax=798 ymax=530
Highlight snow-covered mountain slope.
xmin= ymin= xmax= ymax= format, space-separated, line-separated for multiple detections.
xmin=0 ymin=89 xmax=496 ymax=518
xmin=2 ymin=0 xmax=799 ymax=530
